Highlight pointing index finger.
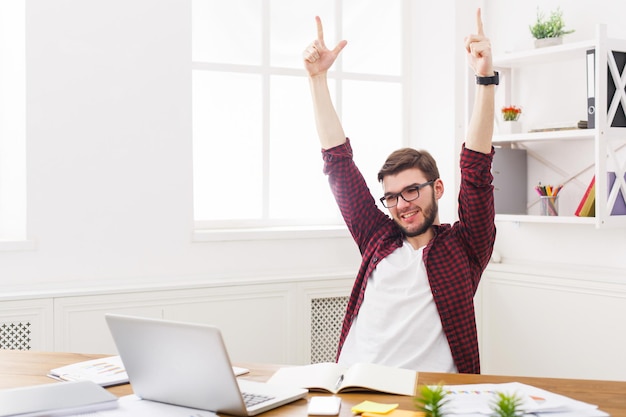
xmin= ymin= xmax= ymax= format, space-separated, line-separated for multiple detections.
xmin=476 ymin=8 xmax=484 ymax=36
xmin=315 ymin=16 xmax=324 ymax=42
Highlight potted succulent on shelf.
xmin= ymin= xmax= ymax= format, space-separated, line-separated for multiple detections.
xmin=529 ymin=7 xmax=575 ymax=48
xmin=499 ymin=105 xmax=522 ymax=134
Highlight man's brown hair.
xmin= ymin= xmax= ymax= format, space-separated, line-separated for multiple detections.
xmin=377 ymin=148 xmax=440 ymax=182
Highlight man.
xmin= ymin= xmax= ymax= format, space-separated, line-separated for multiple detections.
xmin=303 ymin=9 xmax=496 ymax=374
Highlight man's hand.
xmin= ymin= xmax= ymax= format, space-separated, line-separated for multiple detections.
xmin=464 ymin=8 xmax=494 ymax=77
xmin=303 ymin=16 xmax=347 ymax=77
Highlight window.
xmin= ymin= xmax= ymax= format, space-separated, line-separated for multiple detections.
xmin=192 ymin=0 xmax=406 ymax=235
xmin=0 ymin=0 xmax=27 ymax=244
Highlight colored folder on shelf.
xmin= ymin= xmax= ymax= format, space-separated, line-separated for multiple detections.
xmin=575 ymin=176 xmax=596 ymax=217
xmin=607 ymin=171 xmax=626 ymax=215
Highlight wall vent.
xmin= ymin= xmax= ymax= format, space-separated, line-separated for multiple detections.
xmin=0 ymin=321 xmax=31 ymax=350
xmin=310 ymin=296 xmax=348 ymax=363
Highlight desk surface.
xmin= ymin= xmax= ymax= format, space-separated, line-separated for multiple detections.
xmin=1 ymin=350 xmax=625 ymax=417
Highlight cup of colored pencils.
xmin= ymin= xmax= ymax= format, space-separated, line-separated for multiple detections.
xmin=536 ymin=184 xmax=562 ymax=216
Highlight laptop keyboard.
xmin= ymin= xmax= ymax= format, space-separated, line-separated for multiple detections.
xmin=242 ymin=392 xmax=275 ymax=407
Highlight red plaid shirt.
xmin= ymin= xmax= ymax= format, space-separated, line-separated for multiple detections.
xmin=322 ymin=139 xmax=496 ymax=374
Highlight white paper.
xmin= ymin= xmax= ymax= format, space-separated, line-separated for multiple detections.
xmin=71 ymin=395 xmax=217 ymax=417
xmin=48 ymin=356 xmax=128 ymax=387
xmin=49 ymin=356 xmax=248 ymax=387
xmin=438 ymin=382 xmax=604 ymax=416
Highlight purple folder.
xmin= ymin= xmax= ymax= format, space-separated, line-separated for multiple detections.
xmin=608 ymin=172 xmax=626 ymax=215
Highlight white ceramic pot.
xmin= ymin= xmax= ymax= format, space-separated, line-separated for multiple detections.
xmin=534 ymin=37 xmax=563 ymax=48
xmin=499 ymin=120 xmax=522 ymax=135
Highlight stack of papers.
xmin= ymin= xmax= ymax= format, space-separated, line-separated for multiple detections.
xmin=48 ymin=356 xmax=250 ymax=387
xmin=48 ymin=356 xmax=129 ymax=387
xmin=77 ymin=395 xmax=218 ymax=417
xmin=440 ymin=382 xmax=608 ymax=417
xmin=0 ymin=380 xmax=118 ymax=417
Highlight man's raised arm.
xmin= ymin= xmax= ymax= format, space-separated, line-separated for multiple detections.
xmin=303 ymin=16 xmax=348 ymax=150
xmin=464 ymin=8 xmax=495 ymax=154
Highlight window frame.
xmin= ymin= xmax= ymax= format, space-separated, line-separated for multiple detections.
xmin=191 ymin=1 xmax=410 ymax=241
xmin=0 ymin=0 xmax=30 ymax=250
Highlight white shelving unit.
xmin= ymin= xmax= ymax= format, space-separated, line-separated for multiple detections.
xmin=473 ymin=25 xmax=626 ymax=228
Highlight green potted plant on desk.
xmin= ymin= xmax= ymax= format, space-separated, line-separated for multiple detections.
xmin=414 ymin=384 xmax=524 ymax=417
xmin=529 ymin=7 xmax=575 ymax=48
xmin=491 ymin=392 xmax=524 ymax=417
xmin=414 ymin=384 xmax=449 ymax=417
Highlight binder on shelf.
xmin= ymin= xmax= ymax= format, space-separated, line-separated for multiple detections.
xmin=586 ymin=49 xmax=595 ymax=129
xmin=587 ymin=49 xmax=626 ymax=128
xmin=492 ymin=148 xmax=527 ymax=215
xmin=607 ymin=171 xmax=626 ymax=215
xmin=575 ymin=176 xmax=595 ymax=217
xmin=608 ymin=51 xmax=626 ymax=127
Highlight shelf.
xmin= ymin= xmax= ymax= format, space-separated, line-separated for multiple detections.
xmin=494 ymin=40 xmax=596 ymax=67
xmin=493 ymin=128 xmax=594 ymax=145
xmin=496 ymin=214 xmax=596 ymax=225
xmin=467 ymin=25 xmax=626 ymax=228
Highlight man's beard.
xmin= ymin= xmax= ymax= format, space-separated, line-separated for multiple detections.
xmin=395 ymin=193 xmax=438 ymax=237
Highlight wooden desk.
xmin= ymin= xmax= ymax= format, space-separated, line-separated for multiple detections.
xmin=2 ymin=350 xmax=625 ymax=417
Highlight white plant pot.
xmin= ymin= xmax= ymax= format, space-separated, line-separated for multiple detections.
xmin=534 ymin=37 xmax=563 ymax=48
xmin=499 ymin=120 xmax=522 ymax=135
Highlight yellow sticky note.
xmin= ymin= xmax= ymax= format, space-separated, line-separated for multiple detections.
xmin=363 ymin=410 xmax=426 ymax=417
xmin=351 ymin=400 xmax=399 ymax=414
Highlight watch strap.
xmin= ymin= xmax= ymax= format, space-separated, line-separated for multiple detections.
xmin=475 ymin=71 xmax=499 ymax=85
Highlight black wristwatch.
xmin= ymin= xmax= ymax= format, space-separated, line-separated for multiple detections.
xmin=475 ymin=71 xmax=499 ymax=85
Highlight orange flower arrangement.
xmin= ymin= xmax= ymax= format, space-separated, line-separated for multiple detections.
xmin=501 ymin=105 xmax=522 ymax=121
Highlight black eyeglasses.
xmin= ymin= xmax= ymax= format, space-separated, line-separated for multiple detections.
xmin=379 ymin=180 xmax=435 ymax=208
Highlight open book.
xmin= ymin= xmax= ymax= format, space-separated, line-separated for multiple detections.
xmin=267 ymin=362 xmax=417 ymax=396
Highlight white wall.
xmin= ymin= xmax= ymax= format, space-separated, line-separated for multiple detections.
xmin=408 ymin=0 xmax=468 ymax=222
xmin=3 ymin=0 xmax=361 ymax=292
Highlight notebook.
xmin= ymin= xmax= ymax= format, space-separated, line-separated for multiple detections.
xmin=104 ymin=314 xmax=308 ymax=416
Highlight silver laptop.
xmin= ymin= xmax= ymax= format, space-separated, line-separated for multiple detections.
xmin=105 ymin=314 xmax=307 ymax=416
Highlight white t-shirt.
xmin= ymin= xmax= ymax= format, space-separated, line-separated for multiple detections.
xmin=338 ymin=241 xmax=457 ymax=372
